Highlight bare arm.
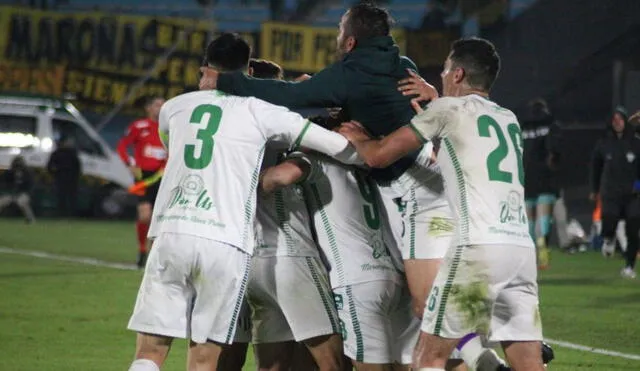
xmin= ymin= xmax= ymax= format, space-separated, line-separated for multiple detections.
xmin=340 ymin=123 xmax=424 ymax=168
xmin=259 ymin=158 xmax=309 ymax=194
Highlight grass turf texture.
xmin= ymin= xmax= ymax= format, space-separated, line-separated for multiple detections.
xmin=0 ymin=219 xmax=639 ymax=370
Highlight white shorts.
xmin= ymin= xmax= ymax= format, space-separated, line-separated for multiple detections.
xmin=334 ymin=280 xmax=416 ymax=364
xmin=421 ymin=244 xmax=543 ymax=342
xmin=247 ymin=255 xmax=340 ymax=343
xmin=127 ymin=233 xmax=251 ymax=344
xmin=400 ymin=187 xmax=454 ymax=260
xmin=387 ymin=284 xmax=462 ymax=365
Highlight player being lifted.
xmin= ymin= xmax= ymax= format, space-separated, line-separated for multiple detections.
xmin=125 ymin=33 xmax=361 ymax=371
xmin=117 ymin=95 xmax=166 ymax=268
xmin=198 ymin=4 xmax=503 ymax=369
xmin=340 ymin=37 xmax=545 ymax=371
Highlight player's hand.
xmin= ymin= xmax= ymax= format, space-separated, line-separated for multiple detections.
xmin=630 ymin=110 xmax=640 ymax=124
xmin=293 ymin=74 xmax=312 ymax=82
xmin=199 ymin=67 xmax=219 ymax=90
xmin=339 ymin=121 xmax=371 ymax=142
xmin=129 ymin=166 xmax=142 ymax=180
xmin=588 ymin=192 xmax=598 ymax=202
xmin=399 ymin=69 xmax=438 ymax=110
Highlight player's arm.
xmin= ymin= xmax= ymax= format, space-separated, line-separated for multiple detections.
xmin=215 ymin=63 xmax=348 ymax=108
xmin=254 ymin=99 xmax=362 ymax=165
xmin=340 ymin=97 xmax=453 ymax=168
xmin=116 ymin=125 xmax=136 ymax=166
xmin=339 ymin=123 xmax=423 ymax=168
xmin=589 ymin=141 xmax=604 ymax=200
xmin=259 ymin=156 xmax=311 ymax=194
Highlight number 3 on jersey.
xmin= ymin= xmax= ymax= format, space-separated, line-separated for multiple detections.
xmin=184 ymin=104 xmax=222 ymax=169
xmin=477 ymin=115 xmax=524 ymax=186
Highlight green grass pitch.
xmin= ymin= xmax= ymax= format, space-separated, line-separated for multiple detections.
xmin=0 ymin=219 xmax=639 ymax=370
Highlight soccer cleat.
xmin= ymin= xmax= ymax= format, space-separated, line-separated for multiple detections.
xmin=601 ymin=239 xmax=615 ymax=257
xmin=137 ymin=251 xmax=148 ymax=269
xmin=542 ymin=342 xmax=555 ymax=365
xmin=620 ymin=267 xmax=637 ymax=279
xmin=536 ymin=237 xmax=550 ymax=270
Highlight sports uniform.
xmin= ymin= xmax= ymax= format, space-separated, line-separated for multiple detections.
xmin=299 ymin=152 xmax=414 ymax=364
xmin=247 ymin=148 xmax=340 ymax=344
xmin=127 ymin=90 xmax=360 ymax=344
xmin=117 ymin=117 xmax=167 ymax=204
xmin=410 ymin=95 xmax=542 ymax=343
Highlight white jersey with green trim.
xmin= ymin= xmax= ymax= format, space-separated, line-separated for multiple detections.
xmin=301 ymin=153 xmax=403 ymax=289
xmin=149 ymin=90 xmax=360 ymax=254
xmin=254 ymin=148 xmax=320 ymax=258
xmin=410 ymin=94 xmax=533 ymax=248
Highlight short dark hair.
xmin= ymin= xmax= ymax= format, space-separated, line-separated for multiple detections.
xmin=344 ymin=2 xmax=393 ymax=40
xmin=205 ymin=33 xmax=251 ymax=72
xmin=249 ymin=59 xmax=283 ymax=80
xmin=449 ymin=37 xmax=500 ymax=92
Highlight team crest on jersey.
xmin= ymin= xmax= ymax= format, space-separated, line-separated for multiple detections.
xmin=627 ymin=152 xmax=635 ymax=163
xmin=499 ymin=191 xmax=526 ymax=225
xmin=166 ymin=175 xmax=213 ymax=211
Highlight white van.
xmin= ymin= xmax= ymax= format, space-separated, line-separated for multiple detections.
xmin=0 ymin=93 xmax=134 ymax=217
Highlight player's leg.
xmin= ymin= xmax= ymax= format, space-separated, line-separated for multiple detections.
xmin=553 ymin=191 xmax=569 ymax=249
xmin=335 ymin=281 xmax=400 ymax=371
xmin=126 ymin=234 xmax=196 ymax=370
xmin=188 ymin=240 xmax=251 ymax=370
xmin=600 ymin=200 xmax=621 ymax=257
xmin=248 ymin=256 xmax=298 ymax=370
xmin=217 ymin=300 xmax=251 ymax=371
xmin=417 ymin=245 xmax=508 ymax=371
xmin=616 ymin=220 xmax=628 ymax=253
xmin=621 ymin=214 xmax=640 ymax=278
xmin=404 ymin=258 xmax=442 ymax=318
xmin=535 ymin=193 xmax=556 ymax=269
xmin=285 ymin=257 xmax=343 ymax=371
xmin=15 ymin=193 xmax=36 ymax=223
xmin=291 ymin=342 xmax=320 ymax=370
xmin=136 ymin=200 xmax=152 ymax=268
xmin=490 ymin=245 xmax=544 ymax=371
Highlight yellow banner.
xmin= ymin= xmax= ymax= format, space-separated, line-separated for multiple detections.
xmin=260 ymin=22 xmax=406 ymax=73
xmin=0 ymin=6 xmax=257 ymax=112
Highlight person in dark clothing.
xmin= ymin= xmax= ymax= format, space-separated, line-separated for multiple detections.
xmin=590 ymin=106 xmax=640 ymax=278
xmin=0 ymin=156 xmax=36 ymax=223
xmin=521 ymin=98 xmax=561 ymax=269
xmin=47 ymin=137 xmax=82 ymax=217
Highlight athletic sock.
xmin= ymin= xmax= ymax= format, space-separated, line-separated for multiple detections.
xmin=128 ymin=359 xmax=159 ymax=371
xmin=136 ymin=221 xmax=149 ymax=253
xmin=457 ymin=333 xmax=484 ymax=367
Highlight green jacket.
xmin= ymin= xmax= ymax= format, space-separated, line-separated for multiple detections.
xmin=218 ymin=36 xmax=421 ymax=181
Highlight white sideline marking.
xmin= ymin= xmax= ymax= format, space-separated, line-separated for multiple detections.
xmin=2 ymin=246 xmax=640 ymax=361
xmin=0 ymin=246 xmax=138 ymax=271
xmin=544 ymin=338 xmax=640 ymax=361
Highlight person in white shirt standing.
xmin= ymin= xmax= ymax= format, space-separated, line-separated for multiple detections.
xmin=340 ymin=37 xmax=544 ymax=371
xmin=125 ymin=33 xmax=361 ymax=371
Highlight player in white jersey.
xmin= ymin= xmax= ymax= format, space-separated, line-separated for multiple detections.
xmin=261 ymin=148 xmax=422 ymax=370
xmin=126 ymin=33 xmax=361 ymax=371
xmin=340 ymin=37 xmax=544 ymax=371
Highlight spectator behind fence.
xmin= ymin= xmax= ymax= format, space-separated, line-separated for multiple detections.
xmin=47 ymin=137 xmax=81 ymax=218
xmin=590 ymin=106 xmax=640 ymax=279
xmin=0 ymin=156 xmax=36 ymax=223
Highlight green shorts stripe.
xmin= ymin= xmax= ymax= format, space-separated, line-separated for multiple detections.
xmin=305 ymin=257 xmax=340 ymax=334
xmin=432 ymin=244 xmax=464 ymax=336
xmin=346 ymin=285 xmax=365 ymax=362
xmin=225 ymin=252 xmax=251 ymax=343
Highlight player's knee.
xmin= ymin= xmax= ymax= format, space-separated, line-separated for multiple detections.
xmin=138 ymin=203 xmax=152 ymax=223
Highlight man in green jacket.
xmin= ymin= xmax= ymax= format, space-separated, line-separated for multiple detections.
xmin=200 ymin=4 xmax=507 ymax=370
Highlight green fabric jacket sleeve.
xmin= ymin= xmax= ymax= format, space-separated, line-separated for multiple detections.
xmin=217 ymin=62 xmax=348 ymax=108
